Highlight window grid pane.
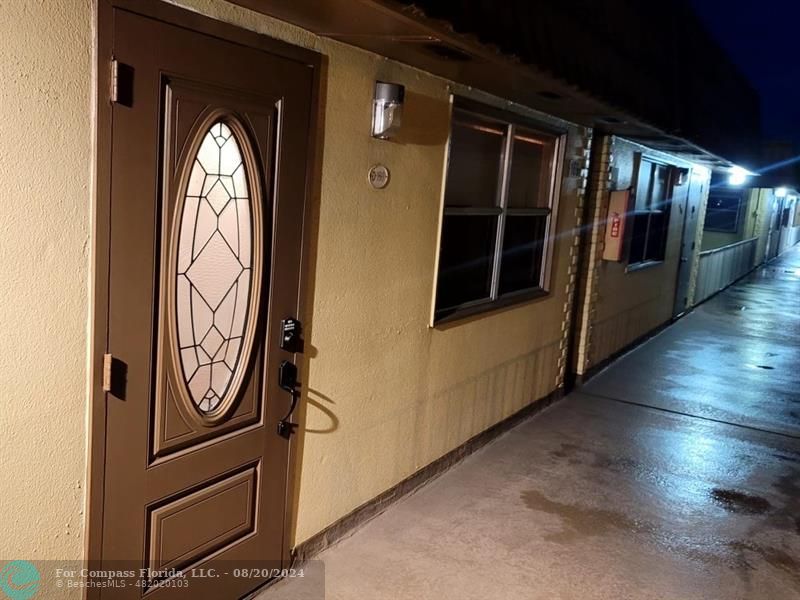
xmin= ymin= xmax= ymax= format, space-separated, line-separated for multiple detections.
xmin=435 ymin=102 xmax=560 ymax=319
xmin=629 ymin=158 xmax=672 ymax=265
xmin=507 ymin=127 xmax=556 ymax=209
xmin=704 ymin=192 xmax=742 ymax=232
xmin=635 ymin=162 xmax=653 ymax=210
xmin=435 ymin=214 xmax=498 ymax=313
xmin=498 ymin=215 xmax=548 ymax=295
xmin=645 ymin=210 xmax=667 ymax=261
xmin=651 ymin=165 xmax=669 ymax=207
xmin=443 ymin=109 xmax=508 ymax=208
xmin=629 ymin=211 xmax=651 ymax=265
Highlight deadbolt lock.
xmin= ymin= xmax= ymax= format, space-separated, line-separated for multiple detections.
xmin=280 ymin=318 xmax=303 ymax=353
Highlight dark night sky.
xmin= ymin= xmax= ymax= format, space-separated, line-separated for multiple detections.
xmin=690 ymin=0 xmax=800 ymax=148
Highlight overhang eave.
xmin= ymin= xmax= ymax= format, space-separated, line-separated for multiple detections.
xmin=230 ymin=0 xmax=739 ymax=170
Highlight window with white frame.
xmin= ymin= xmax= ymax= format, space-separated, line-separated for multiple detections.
xmin=434 ymin=100 xmax=562 ymax=321
xmin=628 ymin=157 xmax=673 ymax=266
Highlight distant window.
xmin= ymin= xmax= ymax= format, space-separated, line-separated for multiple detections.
xmin=704 ymin=191 xmax=742 ymax=233
xmin=434 ymin=101 xmax=562 ymax=321
xmin=628 ymin=158 xmax=672 ymax=265
xmin=782 ymin=206 xmax=791 ymax=227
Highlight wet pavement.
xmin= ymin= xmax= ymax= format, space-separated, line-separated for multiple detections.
xmin=584 ymin=247 xmax=800 ymax=438
xmin=260 ymin=247 xmax=800 ymax=600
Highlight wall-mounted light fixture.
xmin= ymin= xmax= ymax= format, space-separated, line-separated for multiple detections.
xmin=372 ymin=81 xmax=405 ymax=140
xmin=776 ymin=186 xmax=788 ymax=198
xmin=727 ymin=166 xmax=749 ymax=186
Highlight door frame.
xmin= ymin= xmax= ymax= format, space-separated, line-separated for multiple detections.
xmin=765 ymin=195 xmax=777 ymax=260
xmin=774 ymin=198 xmax=786 ymax=256
xmin=85 ymin=0 xmax=322 ymax=587
xmin=671 ymin=172 xmax=698 ymax=319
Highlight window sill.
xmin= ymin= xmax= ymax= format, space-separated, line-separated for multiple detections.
xmin=703 ymin=228 xmax=741 ymax=234
xmin=625 ymin=260 xmax=664 ymax=274
xmin=433 ymin=288 xmax=550 ymax=328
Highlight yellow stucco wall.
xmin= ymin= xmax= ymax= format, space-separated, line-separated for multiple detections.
xmin=0 ymin=0 xmax=93 ymax=567
xmin=701 ymin=188 xmax=763 ymax=251
xmin=749 ymin=189 xmax=775 ymax=264
xmin=166 ymin=0 xmax=588 ymax=545
xmin=577 ymin=137 xmax=708 ymax=372
xmin=0 ymin=0 xmax=585 ymax=578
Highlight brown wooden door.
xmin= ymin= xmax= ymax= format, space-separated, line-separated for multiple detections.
xmin=99 ymin=5 xmax=314 ymax=598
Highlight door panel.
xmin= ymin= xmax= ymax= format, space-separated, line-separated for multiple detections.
xmin=152 ymin=79 xmax=274 ymax=460
xmin=101 ymin=6 xmax=314 ymax=599
xmin=768 ymin=199 xmax=784 ymax=259
xmin=673 ymin=177 xmax=701 ymax=317
xmin=147 ymin=465 xmax=258 ymax=572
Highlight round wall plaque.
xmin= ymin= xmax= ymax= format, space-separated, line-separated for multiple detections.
xmin=368 ymin=164 xmax=390 ymax=190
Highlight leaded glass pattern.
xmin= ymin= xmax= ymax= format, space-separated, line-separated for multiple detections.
xmin=176 ymin=122 xmax=253 ymax=413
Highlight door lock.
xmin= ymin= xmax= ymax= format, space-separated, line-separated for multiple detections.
xmin=277 ymin=360 xmax=300 ymax=438
xmin=280 ymin=318 xmax=303 ymax=353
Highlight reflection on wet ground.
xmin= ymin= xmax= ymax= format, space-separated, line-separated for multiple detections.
xmin=710 ymin=488 xmax=772 ymax=515
xmin=585 ymin=247 xmax=800 ymax=438
xmin=262 ymin=247 xmax=800 ymax=600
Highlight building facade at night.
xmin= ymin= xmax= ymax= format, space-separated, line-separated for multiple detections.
xmin=1 ymin=0 xmax=798 ymax=598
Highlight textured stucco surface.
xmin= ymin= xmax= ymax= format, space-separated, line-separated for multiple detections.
xmin=169 ymin=0 xmax=587 ymax=546
xmin=1 ymin=0 xmax=583 ymax=573
xmin=751 ymin=189 xmax=777 ymax=264
xmin=701 ymin=188 xmax=768 ymax=252
xmin=290 ymin=60 xmax=588 ymax=543
xmin=2 ymin=6 xmax=793 ymax=600
xmin=262 ymin=248 xmax=800 ymax=600
xmin=577 ymin=137 xmax=709 ymax=372
xmin=6 ymin=1 xmax=788 ymax=590
xmin=0 ymin=0 xmax=93 ymax=565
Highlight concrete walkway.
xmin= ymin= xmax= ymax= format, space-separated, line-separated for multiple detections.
xmin=261 ymin=247 xmax=800 ymax=600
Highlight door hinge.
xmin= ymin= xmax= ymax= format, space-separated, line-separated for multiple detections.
xmin=101 ymin=354 xmax=128 ymax=398
xmin=102 ymin=353 xmax=113 ymax=392
xmin=110 ymin=59 xmax=133 ymax=106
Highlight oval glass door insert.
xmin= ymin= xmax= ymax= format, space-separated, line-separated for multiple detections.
xmin=175 ymin=121 xmax=255 ymax=413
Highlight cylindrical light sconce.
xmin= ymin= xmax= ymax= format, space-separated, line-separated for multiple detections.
xmin=372 ymin=81 xmax=405 ymax=140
